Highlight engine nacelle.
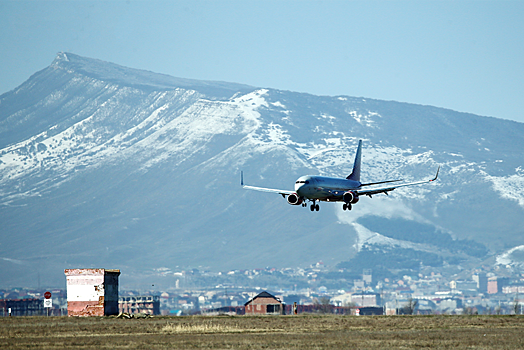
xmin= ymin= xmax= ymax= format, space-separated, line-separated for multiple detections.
xmin=287 ymin=193 xmax=303 ymax=205
xmin=343 ymin=191 xmax=359 ymax=204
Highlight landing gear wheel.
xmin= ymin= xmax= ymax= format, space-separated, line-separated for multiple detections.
xmin=310 ymin=204 xmax=315 ymax=211
xmin=343 ymin=203 xmax=347 ymax=211
xmin=315 ymin=204 xmax=320 ymax=211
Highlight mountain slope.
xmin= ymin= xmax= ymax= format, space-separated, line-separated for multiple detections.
xmin=1 ymin=53 xmax=523 ymax=288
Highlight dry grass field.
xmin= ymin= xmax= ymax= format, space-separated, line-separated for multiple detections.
xmin=1 ymin=314 xmax=523 ymax=349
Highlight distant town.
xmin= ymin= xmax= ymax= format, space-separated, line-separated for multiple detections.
xmin=2 ymin=260 xmax=523 ymax=317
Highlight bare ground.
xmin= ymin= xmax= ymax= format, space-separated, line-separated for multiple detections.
xmin=1 ymin=315 xmax=523 ymax=349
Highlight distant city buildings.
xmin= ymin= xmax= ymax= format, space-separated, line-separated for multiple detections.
xmin=1 ymin=262 xmax=523 ymax=317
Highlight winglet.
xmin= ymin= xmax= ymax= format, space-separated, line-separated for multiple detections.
xmin=430 ymin=166 xmax=440 ymax=182
xmin=241 ymin=171 xmax=244 ymax=186
xmin=347 ymin=140 xmax=362 ymax=181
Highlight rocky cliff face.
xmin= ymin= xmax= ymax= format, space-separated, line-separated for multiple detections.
xmin=1 ymin=53 xmax=523 ymax=288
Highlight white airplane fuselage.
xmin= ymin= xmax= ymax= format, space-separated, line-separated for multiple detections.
xmin=294 ymin=175 xmax=361 ymax=201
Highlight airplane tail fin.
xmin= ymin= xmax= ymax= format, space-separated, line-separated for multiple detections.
xmin=346 ymin=140 xmax=362 ymax=181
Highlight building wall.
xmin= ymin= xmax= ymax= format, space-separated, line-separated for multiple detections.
xmin=104 ymin=272 xmax=120 ymax=315
xmin=473 ymin=273 xmax=488 ymax=293
xmin=245 ymin=296 xmax=284 ymax=315
xmin=487 ymin=279 xmax=498 ymax=294
xmin=64 ymin=269 xmax=120 ymax=316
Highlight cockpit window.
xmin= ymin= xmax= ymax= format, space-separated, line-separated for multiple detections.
xmin=305 ymin=181 xmax=309 ymax=184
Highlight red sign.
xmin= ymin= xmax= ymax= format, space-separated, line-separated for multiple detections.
xmin=44 ymin=291 xmax=52 ymax=299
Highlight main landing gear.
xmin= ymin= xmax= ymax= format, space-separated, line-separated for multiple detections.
xmin=342 ymin=203 xmax=352 ymax=211
xmin=310 ymin=201 xmax=320 ymax=211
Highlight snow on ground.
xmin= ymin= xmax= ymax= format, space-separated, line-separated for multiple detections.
xmin=270 ymin=101 xmax=286 ymax=109
xmin=334 ymin=196 xmax=441 ymax=254
xmin=350 ymin=222 xmax=434 ymax=252
xmin=0 ymin=88 xmax=269 ymax=177
xmin=336 ymin=196 xmax=427 ymax=226
xmin=483 ymin=172 xmax=524 ymax=207
xmin=230 ymin=89 xmax=269 ymax=113
xmin=496 ymin=245 xmax=524 ymax=266
xmin=319 ymin=113 xmax=337 ymax=126
xmin=349 ymin=110 xmax=377 ymax=128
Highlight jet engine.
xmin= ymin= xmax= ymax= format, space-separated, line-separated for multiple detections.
xmin=343 ymin=191 xmax=359 ymax=204
xmin=287 ymin=193 xmax=303 ymax=205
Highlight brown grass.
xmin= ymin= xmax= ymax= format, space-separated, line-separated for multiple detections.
xmin=1 ymin=314 xmax=523 ymax=349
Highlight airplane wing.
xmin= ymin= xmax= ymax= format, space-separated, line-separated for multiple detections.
xmin=242 ymin=185 xmax=295 ymax=197
xmin=241 ymin=171 xmax=295 ymax=197
xmin=356 ymin=167 xmax=440 ymax=198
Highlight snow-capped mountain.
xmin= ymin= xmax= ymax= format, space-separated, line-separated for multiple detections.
xmin=1 ymin=53 xmax=524 ymax=288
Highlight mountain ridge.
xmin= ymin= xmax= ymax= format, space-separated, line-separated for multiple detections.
xmin=51 ymin=52 xmax=256 ymax=96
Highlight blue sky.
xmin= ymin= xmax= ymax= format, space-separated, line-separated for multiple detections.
xmin=1 ymin=0 xmax=523 ymax=123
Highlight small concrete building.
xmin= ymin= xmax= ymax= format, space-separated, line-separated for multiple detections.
xmin=245 ymin=291 xmax=284 ymax=315
xmin=64 ymin=268 xmax=120 ymax=316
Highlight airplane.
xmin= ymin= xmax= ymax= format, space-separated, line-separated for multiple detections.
xmin=241 ymin=140 xmax=439 ymax=212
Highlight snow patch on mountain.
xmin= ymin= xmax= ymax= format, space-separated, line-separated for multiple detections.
xmin=350 ymin=222 xmax=435 ymax=253
xmin=496 ymin=245 xmax=524 ymax=266
xmin=0 ymin=87 xmax=275 ymax=194
xmin=351 ymin=222 xmax=392 ymax=251
xmin=1 ymin=89 xmax=194 ymax=183
xmin=265 ymin=123 xmax=293 ymax=145
xmin=337 ymin=197 xmax=448 ymax=255
xmin=231 ymin=89 xmax=269 ymax=110
xmin=270 ymin=100 xmax=286 ymax=109
xmin=338 ymin=196 xmax=428 ymax=224
xmin=350 ymin=110 xmax=379 ymax=128
xmin=483 ymin=171 xmax=524 ymax=207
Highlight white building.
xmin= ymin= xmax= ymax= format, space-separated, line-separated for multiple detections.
xmin=64 ymin=268 xmax=120 ymax=316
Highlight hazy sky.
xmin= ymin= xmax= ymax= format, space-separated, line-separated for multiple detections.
xmin=1 ymin=0 xmax=523 ymax=123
